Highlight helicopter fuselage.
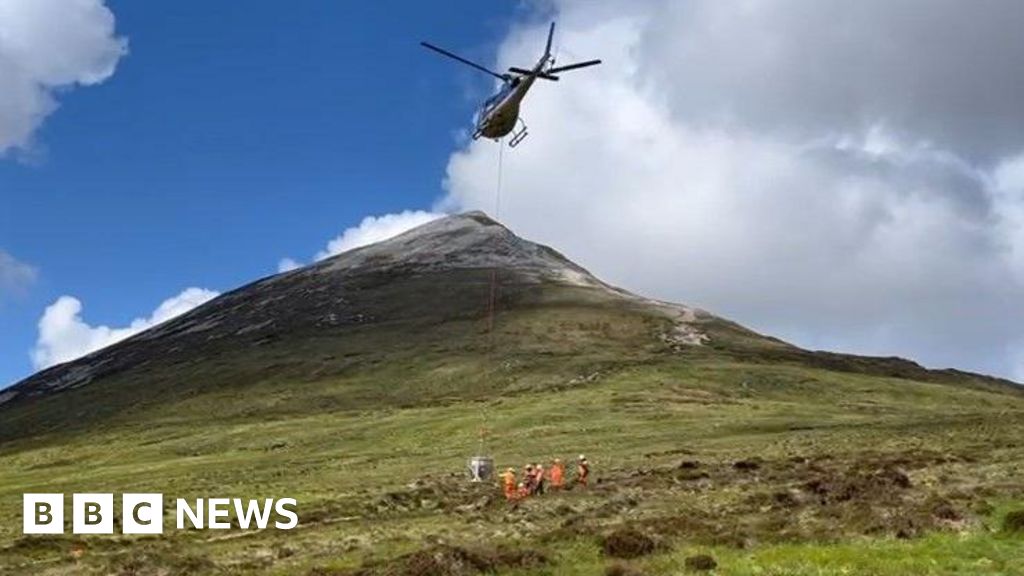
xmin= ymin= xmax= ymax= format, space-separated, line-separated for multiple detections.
xmin=476 ymin=70 xmax=539 ymax=139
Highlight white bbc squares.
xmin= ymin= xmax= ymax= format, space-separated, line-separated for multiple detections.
xmin=23 ymin=493 xmax=64 ymax=534
xmin=73 ymin=493 xmax=114 ymax=534
xmin=21 ymin=493 xmax=296 ymax=534
xmin=122 ymin=493 xmax=164 ymax=534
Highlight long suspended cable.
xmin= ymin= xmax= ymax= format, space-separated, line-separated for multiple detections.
xmin=478 ymin=139 xmax=505 ymax=465
xmin=495 ymin=136 xmax=504 ymax=220
xmin=486 ymin=139 xmax=504 ymax=342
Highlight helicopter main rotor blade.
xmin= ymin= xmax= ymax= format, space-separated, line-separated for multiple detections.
xmin=547 ymin=59 xmax=602 ymax=74
xmin=420 ymin=41 xmax=508 ymax=81
xmin=508 ymin=67 xmax=560 ymax=81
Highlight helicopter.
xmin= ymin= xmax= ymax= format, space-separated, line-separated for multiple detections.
xmin=421 ymin=22 xmax=601 ymax=147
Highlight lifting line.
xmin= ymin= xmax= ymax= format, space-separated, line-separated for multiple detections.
xmin=486 ymin=139 xmax=504 ymax=342
xmin=477 ymin=139 xmax=505 ymax=462
xmin=495 ymin=135 xmax=504 ymax=220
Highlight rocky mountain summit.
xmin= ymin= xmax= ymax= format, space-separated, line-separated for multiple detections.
xmin=2 ymin=212 xmax=1016 ymax=441
xmin=1 ymin=212 xmax=707 ymax=410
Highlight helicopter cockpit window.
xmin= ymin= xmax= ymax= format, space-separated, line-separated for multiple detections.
xmin=481 ymin=84 xmax=512 ymax=114
xmin=480 ymin=94 xmax=500 ymax=115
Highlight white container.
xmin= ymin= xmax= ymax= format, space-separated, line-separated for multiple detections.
xmin=468 ymin=456 xmax=494 ymax=482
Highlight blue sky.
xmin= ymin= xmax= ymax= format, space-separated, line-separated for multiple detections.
xmin=4 ymin=1 xmax=1024 ymax=385
xmin=0 ymin=1 xmax=525 ymax=385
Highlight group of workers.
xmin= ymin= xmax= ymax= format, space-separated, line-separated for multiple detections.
xmin=499 ymin=455 xmax=590 ymax=502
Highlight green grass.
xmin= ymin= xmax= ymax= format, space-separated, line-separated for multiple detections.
xmin=1 ymin=286 xmax=1023 ymax=575
xmin=523 ymin=531 xmax=1024 ymax=576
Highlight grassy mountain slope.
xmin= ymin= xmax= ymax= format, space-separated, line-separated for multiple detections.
xmin=1 ymin=212 xmax=1022 ymax=575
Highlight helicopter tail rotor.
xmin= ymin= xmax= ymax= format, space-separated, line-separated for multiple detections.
xmin=544 ymin=22 xmax=555 ymax=61
xmin=422 ymin=21 xmax=599 ymax=87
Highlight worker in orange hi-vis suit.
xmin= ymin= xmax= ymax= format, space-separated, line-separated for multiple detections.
xmin=500 ymin=467 xmax=517 ymax=500
xmin=513 ymin=482 xmax=530 ymax=502
xmin=550 ymin=458 xmax=565 ymax=489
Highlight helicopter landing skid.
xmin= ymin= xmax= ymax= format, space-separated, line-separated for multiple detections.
xmin=508 ymin=118 xmax=528 ymax=148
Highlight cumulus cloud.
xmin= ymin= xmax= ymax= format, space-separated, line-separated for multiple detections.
xmin=633 ymin=0 xmax=1024 ymax=163
xmin=0 ymin=249 xmax=36 ymax=299
xmin=280 ymin=210 xmax=443 ymax=270
xmin=277 ymin=258 xmax=302 ymax=273
xmin=31 ymin=287 xmax=218 ymax=370
xmin=314 ymin=211 xmax=444 ymax=260
xmin=0 ymin=0 xmax=127 ymax=154
xmin=441 ymin=0 xmax=1024 ymax=381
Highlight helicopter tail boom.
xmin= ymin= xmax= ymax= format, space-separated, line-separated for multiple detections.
xmin=544 ymin=22 xmax=555 ymax=61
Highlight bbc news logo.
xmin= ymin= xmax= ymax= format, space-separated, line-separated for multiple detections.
xmin=23 ymin=494 xmax=298 ymax=535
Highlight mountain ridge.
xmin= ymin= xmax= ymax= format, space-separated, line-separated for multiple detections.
xmin=1 ymin=211 xmax=1018 ymax=434
xmin=2 ymin=212 xmax=707 ymax=404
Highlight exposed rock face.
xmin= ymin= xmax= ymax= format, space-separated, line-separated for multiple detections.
xmin=1 ymin=211 xmax=706 ymax=407
xmin=311 ymin=211 xmax=603 ymax=287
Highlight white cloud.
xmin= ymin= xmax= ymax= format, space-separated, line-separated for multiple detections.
xmin=1011 ymin=341 xmax=1024 ymax=384
xmin=0 ymin=0 xmax=127 ymax=154
xmin=277 ymin=258 xmax=301 ymax=273
xmin=31 ymin=287 xmax=218 ymax=370
xmin=992 ymin=154 xmax=1024 ymax=284
xmin=622 ymin=0 xmax=1024 ymax=161
xmin=440 ymin=1 xmax=1024 ymax=381
xmin=314 ymin=211 xmax=444 ymax=260
xmin=280 ymin=210 xmax=444 ymax=270
xmin=0 ymin=249 xmax=36 ymax=298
